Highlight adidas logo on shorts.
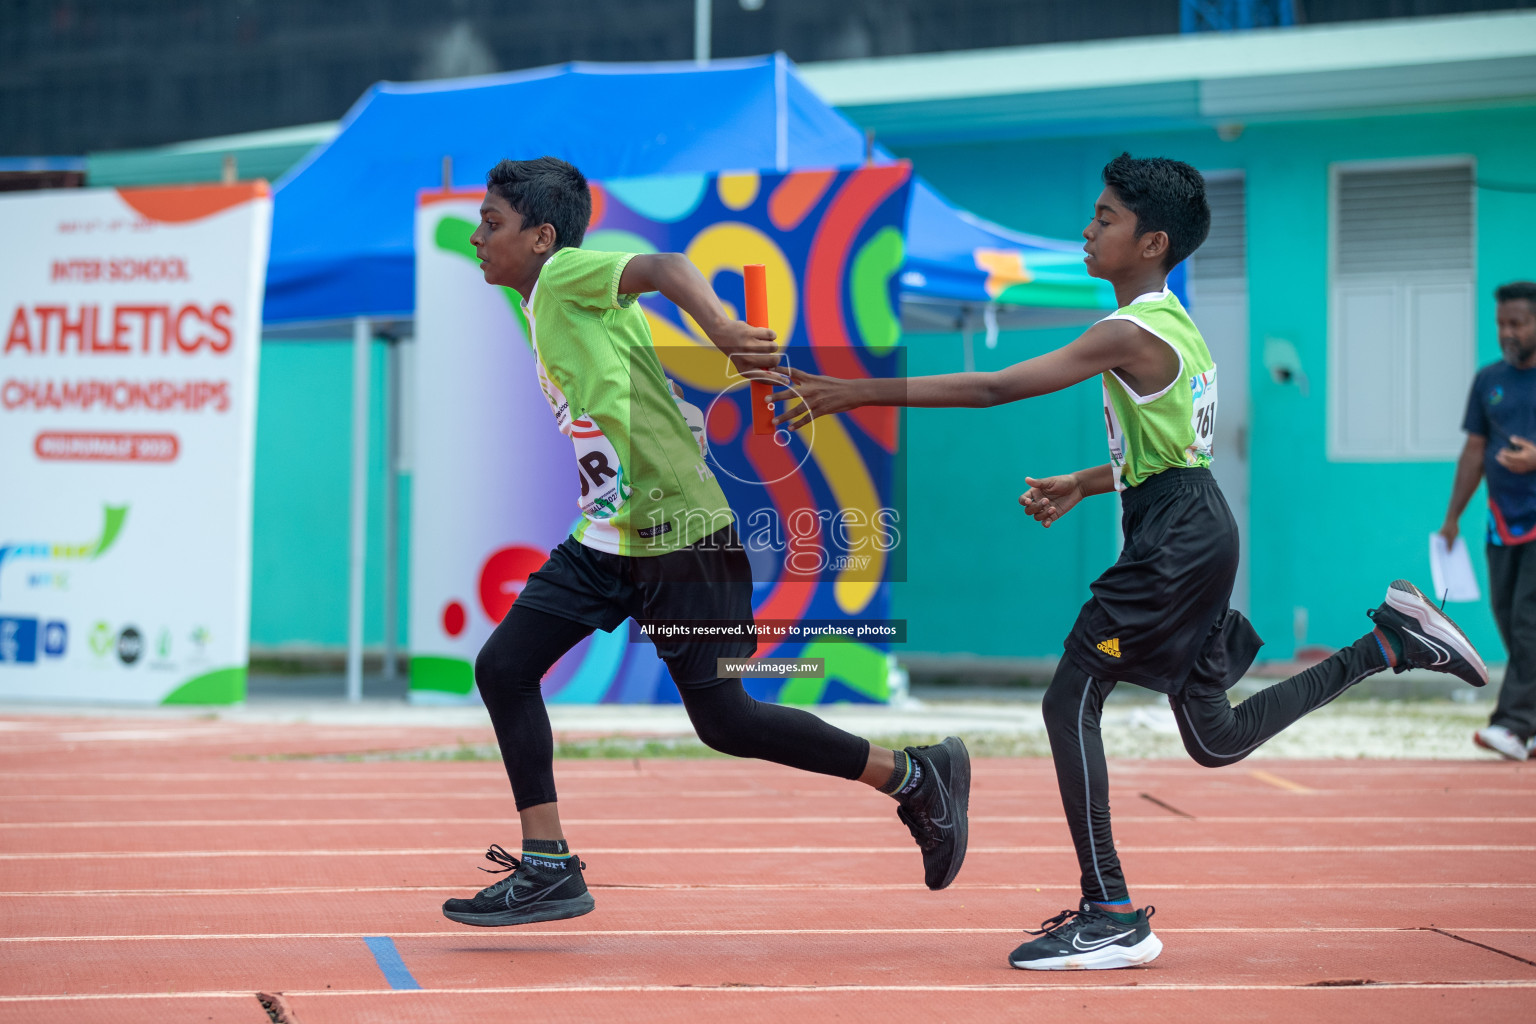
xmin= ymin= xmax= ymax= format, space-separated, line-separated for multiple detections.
xmin=1096 ymin=637 xmax=1122 ymax=658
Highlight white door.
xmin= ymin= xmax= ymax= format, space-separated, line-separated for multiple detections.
xmin=1190 ymin=173 xmax=1250 ymax=614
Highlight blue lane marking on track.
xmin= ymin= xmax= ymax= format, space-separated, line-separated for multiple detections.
xmin=364 ymin=936 xmax=422 ymax=990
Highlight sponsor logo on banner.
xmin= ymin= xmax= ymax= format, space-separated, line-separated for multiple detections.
xmin=88 ymin=621 xmax=113 ymax=658
xmin=0 ymin=504 xmax=128 ymax=598
xmin=188 ymin=625 xmax=209 ymax=660
xmin=149 ymin=626 xmax=176 ymax=670
xmin=116 ymin=626 xmax=143 ymax=666
xmin=0 ymin=617 xmax=39 ymax=664
xmin=42 ymin=620 xmax=66 ymax=657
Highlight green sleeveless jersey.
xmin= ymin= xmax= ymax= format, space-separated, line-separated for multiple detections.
xmin=1099 ymin=288 xmax=1218 ymax=490
xmin=523 ymin=247 xmax=733 ymax=555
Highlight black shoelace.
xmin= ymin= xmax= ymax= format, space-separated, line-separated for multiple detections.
xmin=1025 ymin=904 xmax=1153 ymax=939
xmin=897 ymin=806 xmax=942 ymax=851
xmin=477 ymin=843 xmax=521 ymax=875
xmin=1024 ymin=907 xmax=1088 ymax=939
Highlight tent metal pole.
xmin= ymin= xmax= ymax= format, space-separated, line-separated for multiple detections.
xmin=382 ymin=337 xmax=399 ymax=683
xmin=774 ymin=52 xmax=788 ymax=172
xmin=346 ymin=316 xmax=371 ymax=703
xmin=694 ymin=0 xmax=710 ymax=66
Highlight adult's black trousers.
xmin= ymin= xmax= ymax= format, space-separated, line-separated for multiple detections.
xmin=1487 ymin=541 xmax=1536 ymax=740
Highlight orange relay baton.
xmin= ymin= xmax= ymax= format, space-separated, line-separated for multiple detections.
xmin=743 ymin=263 xmax=775 ymax=435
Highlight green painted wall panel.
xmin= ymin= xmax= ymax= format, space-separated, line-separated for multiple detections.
xmin=250 ymin=340 xmax=410 ymax=649
xmin=891 ymin=326 xmax=1119 ymax=656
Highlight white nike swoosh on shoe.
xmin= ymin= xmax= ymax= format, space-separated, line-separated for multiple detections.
xmin=1405 ymin=628 xmax=1450 ymax=666
xmin=928 ymin=777 xmax=952 ymax=829
xmin=1072 ymin=930 xmax=1135 ymax=951
xmin=506 ymin=877 xmax=571 ymax=909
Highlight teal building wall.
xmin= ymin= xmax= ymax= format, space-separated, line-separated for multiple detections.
xmin=889 ymin=104 xmax=1536 ymax=662
xmin=250 ymin=340 xmax=410 ymax=649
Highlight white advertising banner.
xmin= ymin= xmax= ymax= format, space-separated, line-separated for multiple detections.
xmin=408 ymin=193 xmax=638 ymax=704
xmin=0 ymin=184 xmax=271 ymax=704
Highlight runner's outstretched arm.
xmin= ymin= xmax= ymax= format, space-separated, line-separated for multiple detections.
xmin=765 ymin=318 xmax=1172 ymax=430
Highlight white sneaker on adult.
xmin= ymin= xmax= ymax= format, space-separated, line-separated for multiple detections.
xmin=1474 ymin=725 xmax=1530 ymax=762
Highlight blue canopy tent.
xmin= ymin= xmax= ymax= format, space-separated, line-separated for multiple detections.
xmin=263 ymin=55 xmax=1114 ymax=697
xmin=264 ymin=55 xmax=1112 ymax=331
xmin=269 ymin=56 xmax=843 ymax=327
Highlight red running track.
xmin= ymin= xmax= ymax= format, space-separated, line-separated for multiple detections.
xmin=0 ymin=714 xmax=1533 ymax=1023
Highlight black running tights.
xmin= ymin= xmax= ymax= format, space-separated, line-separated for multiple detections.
xmin=1042 ymin=634 xmax=1388 ymax=903
xmin=475 ymin=603 xmax=872 ymax=809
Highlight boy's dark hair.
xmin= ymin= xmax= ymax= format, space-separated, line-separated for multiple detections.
xmin=1101 ymin=153 xmax=1211 ymax=269
xmin=1495 ymin=281 xmax=1536 ymax=306
xmin=485 ymin=156 xmax=590 ymax=250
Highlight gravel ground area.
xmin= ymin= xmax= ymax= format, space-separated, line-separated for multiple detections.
xmin=0 ymin=678 xmax=1507 ymax=762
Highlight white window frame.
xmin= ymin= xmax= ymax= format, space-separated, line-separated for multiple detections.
xmin=1327 ymin=155 xmax=1477 ymax=462
xmin=1190 ymin=168 xmax=1246 ymax=287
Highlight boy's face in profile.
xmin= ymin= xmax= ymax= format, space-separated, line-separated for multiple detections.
xmin=470 ymin=192 xmax=551 ymax=290
xmin=1082 ymin=186 xmax=1159 ymax=282
xmin=1497 ymin=299 xmax=1536 ymax=368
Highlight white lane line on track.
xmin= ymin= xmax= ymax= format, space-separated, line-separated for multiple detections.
xmin=5 ymin=881 xmax=1534 ymax=897
xmin=0 ymin=765 xmax=1517 ymax=774
xmin=3 ymin=844 xmax=1533 ymax=861
xmin=1 ymin=767 xmax=1531 ymax=780
xmin=4 ymin=927 xmax=1534 ymax=943
xmin=4 ymin=981 xmax=1536 ymax=1002
xmin=5 ymin=789 xmax=1532 ymax=801
xmin=0 ymin=791 xmax=813 ymax=801
xmin=0 ymin=771 xmax=634 ymax=781
xmin=4 ymin=816 xmax=1534 ymax=828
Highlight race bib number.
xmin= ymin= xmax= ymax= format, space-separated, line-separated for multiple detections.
xmin=1188 ymin=366 xmax=1217 ymax=464
xmin=536 ymin=354 xmax=631 ymax=521
xmin=1102 ymin=381 xmax=1126 ymax=489
xmin=569 ymin=416 xmax=631 ymax=520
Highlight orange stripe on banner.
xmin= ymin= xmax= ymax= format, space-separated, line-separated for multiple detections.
xmin=417 ymin=188 xmax=487 ymax=207
xmin=115 ymin=182 xmax=269 ymax=223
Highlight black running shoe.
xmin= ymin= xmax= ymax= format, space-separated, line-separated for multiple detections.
xmin=441 ymin=844 xmax=595 ymax=927
xmin=895 ymin=736 xmax=970 ymax=890
xmin=1367 ymin=579 xmax=1488 ymax=687
xmin=1009 ymin=901 xmax=1163 ymax=970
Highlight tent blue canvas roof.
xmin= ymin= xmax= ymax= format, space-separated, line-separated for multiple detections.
xmin=264 ymin=55 xmax=1113 ymax=329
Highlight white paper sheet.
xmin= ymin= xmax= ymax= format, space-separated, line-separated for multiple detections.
xmin=1429 ymin=533 xmax=1481 ymax=603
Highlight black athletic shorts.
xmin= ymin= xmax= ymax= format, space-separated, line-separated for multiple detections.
xmin=1064 ymin=467 xmax=1264 ymax=696
xmin=513 ymin=523 xmax=757 ymax=687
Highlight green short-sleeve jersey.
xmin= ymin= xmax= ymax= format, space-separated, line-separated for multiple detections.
xmin=1099 ymin=288 xmax=1218 ymax=490
xmin=522 ymin=247 xmax=732 ymax=555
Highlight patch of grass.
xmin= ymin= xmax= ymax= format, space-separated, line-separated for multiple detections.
xmin=249 ymin=732 xmax=1065 ymax=763
xmin=237 ymin=700 xmax=1497 ymax=763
